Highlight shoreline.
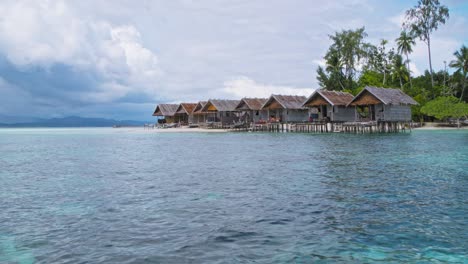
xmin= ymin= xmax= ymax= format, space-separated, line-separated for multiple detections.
xmin=1 ymin=126 xmax=466 ymax=133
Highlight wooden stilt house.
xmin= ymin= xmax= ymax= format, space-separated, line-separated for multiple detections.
xmin=348 ymin=86 xmax=418 ymax=122
xmin=191 ymin=101 xmax=208 ymax=124
xmin=302 ymin=90 xmax=355 ymax=122
xmin=152 ymin=104 xmax=179 ymax=123
xmin=201 ymin=99 xmax=241 ymax=126
xmin=261 ymin=95 xmax=308 ymax=122
xmin=175 ymin=103 xmax=197 ymax=125
xmin=234 ymin=98 xmax=268 ymax=124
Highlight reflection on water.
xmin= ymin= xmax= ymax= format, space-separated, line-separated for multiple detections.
xmin=0 ymin=128 xmax=467 ymax=263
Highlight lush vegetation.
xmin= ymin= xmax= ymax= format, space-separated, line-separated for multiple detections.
xmin=316 ymin=0 xmax=467 ymax=122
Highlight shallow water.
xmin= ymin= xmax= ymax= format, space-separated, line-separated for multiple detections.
xmin=0 ymin=128 xmax=467 ymax=263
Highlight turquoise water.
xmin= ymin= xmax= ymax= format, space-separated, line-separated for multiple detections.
xmin=0 ymin=128 xmax=467 ymax=263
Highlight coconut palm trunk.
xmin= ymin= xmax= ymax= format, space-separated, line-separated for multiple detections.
xmin=406 ymin=53 xmax=412 ymax=89
xmin=427 ymin=37 xmax=435 ymax=89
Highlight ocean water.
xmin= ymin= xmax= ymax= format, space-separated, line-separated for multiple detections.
xmin=0 ymin=128 xmax=467 ymax=263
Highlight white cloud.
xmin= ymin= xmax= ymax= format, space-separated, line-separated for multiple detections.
xmin=223 ymin=76 xmax=315 ymax=99
xmin=0 ymin=0 xmax=161 ymax=102
xmin=408 ymin=62 xmax=421 ymax=77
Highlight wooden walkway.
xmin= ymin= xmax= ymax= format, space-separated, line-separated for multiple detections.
xmin=232 ymin=121 xmax=412 ymax=134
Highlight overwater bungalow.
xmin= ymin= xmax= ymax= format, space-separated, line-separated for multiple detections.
xmin=201 ymin=99 xmax=241 ymax=126
xmin=152 ymin=104 xmax=179 ymax=123
xmin=348 ymin=86 xmax=418 ymax=122
xmin=191 ymin=101 xmax=208 ymax=124
xmin=175 ymin=103 xmax=197 ymax=125
xmin=261 ymin=95 xmax=309 ymax=122
xmin=302 ymin=90 xmax=355 ymax=122
xmin=234 ymin=98 xmax=268 ymax=124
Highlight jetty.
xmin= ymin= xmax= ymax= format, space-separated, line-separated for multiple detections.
xmin=151 ymin=86 xmax=418 ymax=134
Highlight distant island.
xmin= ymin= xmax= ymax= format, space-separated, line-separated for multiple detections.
xmin=0 ymin=116 xmax=150 ymax=128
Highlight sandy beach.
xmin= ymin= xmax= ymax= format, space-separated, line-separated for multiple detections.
xmin=117 ymin=126 xmax=229 ymax=133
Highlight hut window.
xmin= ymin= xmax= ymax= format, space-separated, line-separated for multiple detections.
xmin=357 ymin=106 xmax=370 ymax=118
xmin=255 ymin=111 xmax=259 ymax=116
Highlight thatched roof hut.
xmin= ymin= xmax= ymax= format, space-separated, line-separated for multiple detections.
xmin=235 ymin=98 xmax=268 ymax=110
xmin=348 ymin=86 xmax=417 ymax=122
xmin=261 ymin=95 xmax=307 ymax=110
xmin=152 ymin=104 xmax=179 ymax=116
xmin=303 ymin=90 xmax=354 ymax=107
xmin=261 ymin=95 xmax=308 ymax=122
xmin=302 ymin=90 xmax=355 ymax=122
xmin=201 ymin=99 xmax=241 ymax=112
xmin=348 ymin=86 xmax=418 ymax=106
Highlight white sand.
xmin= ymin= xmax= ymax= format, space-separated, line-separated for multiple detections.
xmin=116 ymin=127 xmax=229 ymax=133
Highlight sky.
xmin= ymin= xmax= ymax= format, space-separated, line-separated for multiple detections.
xmin=0 ymin=0 xmax=466 ymax=121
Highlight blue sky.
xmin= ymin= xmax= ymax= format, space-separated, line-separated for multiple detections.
xmin=0 ymin=0 xmax=466 ymax=121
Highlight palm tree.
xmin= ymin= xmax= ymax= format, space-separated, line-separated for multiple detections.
xmin=392 ymin=54 xmax=409 ymax=90
xmin=396 ymin=31 xmax=415 ymax=89
xmin=449 ymin=45 xmax=468 ymax=101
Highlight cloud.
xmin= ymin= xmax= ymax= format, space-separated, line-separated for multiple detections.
xmin=0 ymin=0 xmax=161 ymax=104
xmin=222 ymin=76 xmax=315 ymax=98
xmin=408 ymin=62 xmax=421 ymax=77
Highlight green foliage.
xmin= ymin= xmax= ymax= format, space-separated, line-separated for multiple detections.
xmin=316 ymin=27 xmax=372 ymax=91
xmin=395 ymin=31 xmax=416 ymax=89
xmin=420 ymin=96 xmax=468 ymax=120
xmin=449 ymin=45 xmax=468 ymax=101
xmin=396 ymin=31 xmax=415 ymax=56
xmin=366 ymin=39 xmax=395 ymax=86
xmin=358 ymin=70 xmax=383 ymax=88
xmin=391 ymin=54 xmax=409 ymax=90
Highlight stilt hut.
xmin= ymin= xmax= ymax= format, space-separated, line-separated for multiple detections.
xmin=302 ymin=90 xmax=355 ymax=122
xmin=152 ymin=104 xmax=178 ymax=124
xmin=191 ymin=101 xmax=209 ymax=124
xmin=175 ymin=103 xmax=197 ymax=125
xmin=201 ymin=99 xmax=241 ymax=126
xmin=348 ymin=86 xmax=418 ymax=122
xmin=234 ymin=98 xmax=268 ymax=124
xmin=261 ymin=95 xmax=308 ymax=122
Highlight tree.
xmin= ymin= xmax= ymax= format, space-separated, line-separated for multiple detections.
xmin=371 ymin=39 xmax=394 ymax=86
xmin=421 ymin=96 xmax=468 ymax=127
xmin=404 ymin=0 xmax=449 ymax=89
xmin=396 ymin=31 xmax=416 ymax=89
xmin=391 ymin=54 xmax=409 ymax=90
xmin=316 ymin=27 xmax=372 ymax=92
xmin=317 ymin=51 xmax=346 ymax=90
xmin=449 ymin=45 xmax=468 ymax=102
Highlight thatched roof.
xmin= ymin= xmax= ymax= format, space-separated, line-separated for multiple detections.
xmin=176 ymin=103 xmax=197 ymax=115
xmin=303 ymin=90 xmax=354 ymax=107
xmin=152 ymin=104 xmax=179 ymax=116
xmin=262 ymin=95 xmax=307 ymax=110
xmin=192 ymin=101 xmax=208 ymax=115
xmin=235 ymin=98 xmax=268 ymax=110
xmin=201 ymin=99 xmax=241 ymax=112
xmin=349 ymin=86 xmax=418 ymax=106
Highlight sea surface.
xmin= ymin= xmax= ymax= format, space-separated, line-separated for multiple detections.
xmin=0 ymin=128 xmax=467 ymax=263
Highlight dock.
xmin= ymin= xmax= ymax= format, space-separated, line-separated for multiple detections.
xmin=233 ymin=121 xmax=412 ymax=134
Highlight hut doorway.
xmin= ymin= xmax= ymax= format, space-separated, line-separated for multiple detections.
xmin=321 ymin=105 xmax=327 ymax=118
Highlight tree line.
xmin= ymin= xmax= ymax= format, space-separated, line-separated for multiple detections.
xmin=316 ymin=0 xmax=467 ymax=123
